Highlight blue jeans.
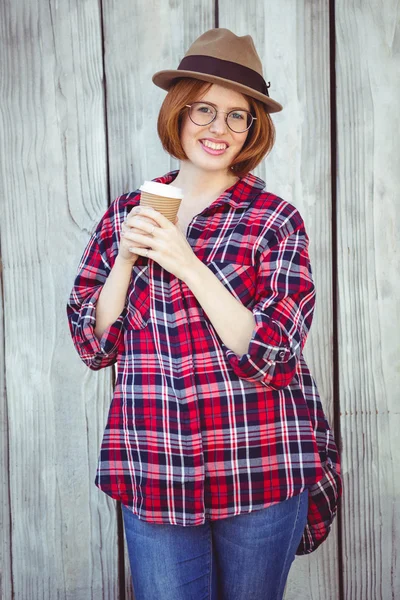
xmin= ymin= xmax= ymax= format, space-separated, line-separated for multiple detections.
xmin=122 ymin=488 xmax=308 ymax=600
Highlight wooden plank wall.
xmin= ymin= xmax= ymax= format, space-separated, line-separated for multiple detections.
xmin=0 ymin=1 xmax=398 ymax=599
xmin=0 ymin=1 xmax=120 ymax=598
xmin=336 ymin=1 xmax=400 ymax=598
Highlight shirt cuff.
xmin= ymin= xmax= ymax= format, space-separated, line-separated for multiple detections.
xmin=223 ymin=309 xmax=292 ymax=383
xmin=79 ymin=287 xmax=126 ymax=359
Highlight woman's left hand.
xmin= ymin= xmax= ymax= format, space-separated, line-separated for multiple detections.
xmin=122 ymin=206 xmax=198 ymax=281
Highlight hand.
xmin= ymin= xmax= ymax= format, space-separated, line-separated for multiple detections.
xmin=122 ymin=206 xmax=198 ymax=281
xmin=118 ymin=209 xmax=159 ymax=263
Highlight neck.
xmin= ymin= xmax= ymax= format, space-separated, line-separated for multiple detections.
xmin=171 ymin=162 xmax=239 ymax=200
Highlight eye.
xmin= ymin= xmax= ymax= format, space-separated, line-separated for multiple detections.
xmin=230 ymin=112 xmax=246 ymax=120
xmin=196 ymin=104 xmax=213 ymax=114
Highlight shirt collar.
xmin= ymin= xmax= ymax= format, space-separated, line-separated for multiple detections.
xmin=152 ymin=170 xmax=266 ymax=211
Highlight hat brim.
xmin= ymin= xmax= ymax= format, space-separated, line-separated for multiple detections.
xmin=152 ymin=70 xmax=283 ymax=113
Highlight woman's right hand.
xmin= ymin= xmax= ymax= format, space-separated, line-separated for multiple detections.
xmin=118 ymin=209 xmax=158 ymax=263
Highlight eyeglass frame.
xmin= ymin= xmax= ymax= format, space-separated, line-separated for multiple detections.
xmin=185 ymin=102 xmax=257 ymax=133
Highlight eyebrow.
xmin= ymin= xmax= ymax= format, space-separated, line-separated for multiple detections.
xmin=199 ymin=100 xmax=250 ymax=112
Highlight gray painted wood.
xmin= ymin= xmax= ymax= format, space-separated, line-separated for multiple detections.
xmin=0 ymin=0 xmax=119 ymax=598
xmin=1 ymin=0 xmax=399 ymax=598
xmin=101 ymin=1 xmax=214 ymax=596
xmin=219 ymin=1 xmax=339 ymax=598
xmin=336 ymin=1 xmax=400 ymax=599
xmin=0 ymin=261 xmax=12 ymax=600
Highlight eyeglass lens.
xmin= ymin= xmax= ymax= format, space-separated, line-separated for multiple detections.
xmin=188 ymin=103 xmax=253 ymax=132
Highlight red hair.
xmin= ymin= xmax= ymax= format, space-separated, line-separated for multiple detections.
xmin=156 ymin=78 xmax=276 ymax=178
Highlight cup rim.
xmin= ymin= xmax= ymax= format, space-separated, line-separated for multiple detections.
xmin=140 ymin=181 xmax=183 ymax=199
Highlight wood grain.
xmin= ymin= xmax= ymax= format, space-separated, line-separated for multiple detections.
xmin=0 ymin=260 xmax=12 ymax=600
xmin=0 ymin=0 xmax=119 ymax=597
xmin=1 ymin=0 xmax=399 ymax=598
xmin=218 ymin=1 xmax=339 ymax=598
xmin=102 ymin=1 xmax=215 ymax=596
xmin=336 ymin=1 xmax=400 ymax=598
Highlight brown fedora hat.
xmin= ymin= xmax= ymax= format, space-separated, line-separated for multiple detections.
xmin=152 ymin=28 xmax=283 ymax=113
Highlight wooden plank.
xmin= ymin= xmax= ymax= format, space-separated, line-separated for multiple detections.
xmin=102 ymin=0 xmax=214 ymax=596
xmin=218 ymin=1 xmax=339 ymax=598
xmin=0 ymin=1 xmax=119 ymax=597
xmin=336 ymin=1 xmax=400 ymax=598
xmin=0 ymin=259 xmax=12 ymax=600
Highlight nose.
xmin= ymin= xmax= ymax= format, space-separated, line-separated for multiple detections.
xmin=209 ymin=111 xmax=228 ymax=135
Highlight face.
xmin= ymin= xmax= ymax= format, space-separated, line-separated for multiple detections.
xmin=179 ymin=83 xmax=251 ymax=175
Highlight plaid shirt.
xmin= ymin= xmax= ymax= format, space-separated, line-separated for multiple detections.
xmin=67 ymin=170 xmax=342 ymax=555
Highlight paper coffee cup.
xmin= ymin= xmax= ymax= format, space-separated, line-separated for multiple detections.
xmin=139 ymin=181 xmax=183 ymax=222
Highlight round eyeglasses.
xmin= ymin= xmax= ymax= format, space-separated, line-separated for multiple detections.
xmin=185 ymin=102 xmax=256 ymax=133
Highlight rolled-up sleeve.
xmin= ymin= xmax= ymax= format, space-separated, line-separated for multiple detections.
xmin=66 ymin=230 xmax=127 ymax=371
xmin=224 ymin=220 xmax=316 ymax=389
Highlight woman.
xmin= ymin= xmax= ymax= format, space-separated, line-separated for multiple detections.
xmin=67 ymin=28 xmax=342 ymax=600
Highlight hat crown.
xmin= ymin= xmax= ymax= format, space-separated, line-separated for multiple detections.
xmin=152 ymin=28 xmax=283 ymax=113
xmin=184 ymin=28 xmax=263 ymax=77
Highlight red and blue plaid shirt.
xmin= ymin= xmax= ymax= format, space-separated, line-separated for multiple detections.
xmin=67 ymin=170 xmax=342 ymax=554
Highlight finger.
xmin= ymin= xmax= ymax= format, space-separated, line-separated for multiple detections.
xmin=122 ymin=227 xmax=142 ymax=239
xmin=126 ymin=214 xmax=158 ymax=229
xmin=120 ymin=226 xmax=148 ymax=248
xmin=136 ymin=206 xmax=172 ymax=228
xmin=121 ymin=224 xmax=142 ymax=239
xmin=125 ymin=229 xmax=154 ymax=246
xmin=127 ymin=217 xmax=155 ymax=232
xmin=121 ymin=222 xmax=136 ymax=236
xmin=126 ymin=206 xmax=147 ymax=222
xmin=127 ymin=246 xmax=152 ymax=258
xmin=126 ymin=207 xmax=139 ymax=220
xmin=122 ymin=237 xmax=150 ymax=250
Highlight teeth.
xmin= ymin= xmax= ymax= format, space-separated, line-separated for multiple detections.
xmin=202 ymin=140 xmax=227 ymax=150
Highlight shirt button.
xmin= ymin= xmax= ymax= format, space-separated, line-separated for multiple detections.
xmin=279 ymin=350 xmax=285 ymax=359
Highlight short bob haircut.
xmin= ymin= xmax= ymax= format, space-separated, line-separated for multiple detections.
xmin=157 ymin=78 xmax=276 ymax=178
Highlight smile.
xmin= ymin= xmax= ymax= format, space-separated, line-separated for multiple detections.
xmin=199 ymin=140 xmax=229 ymax=155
